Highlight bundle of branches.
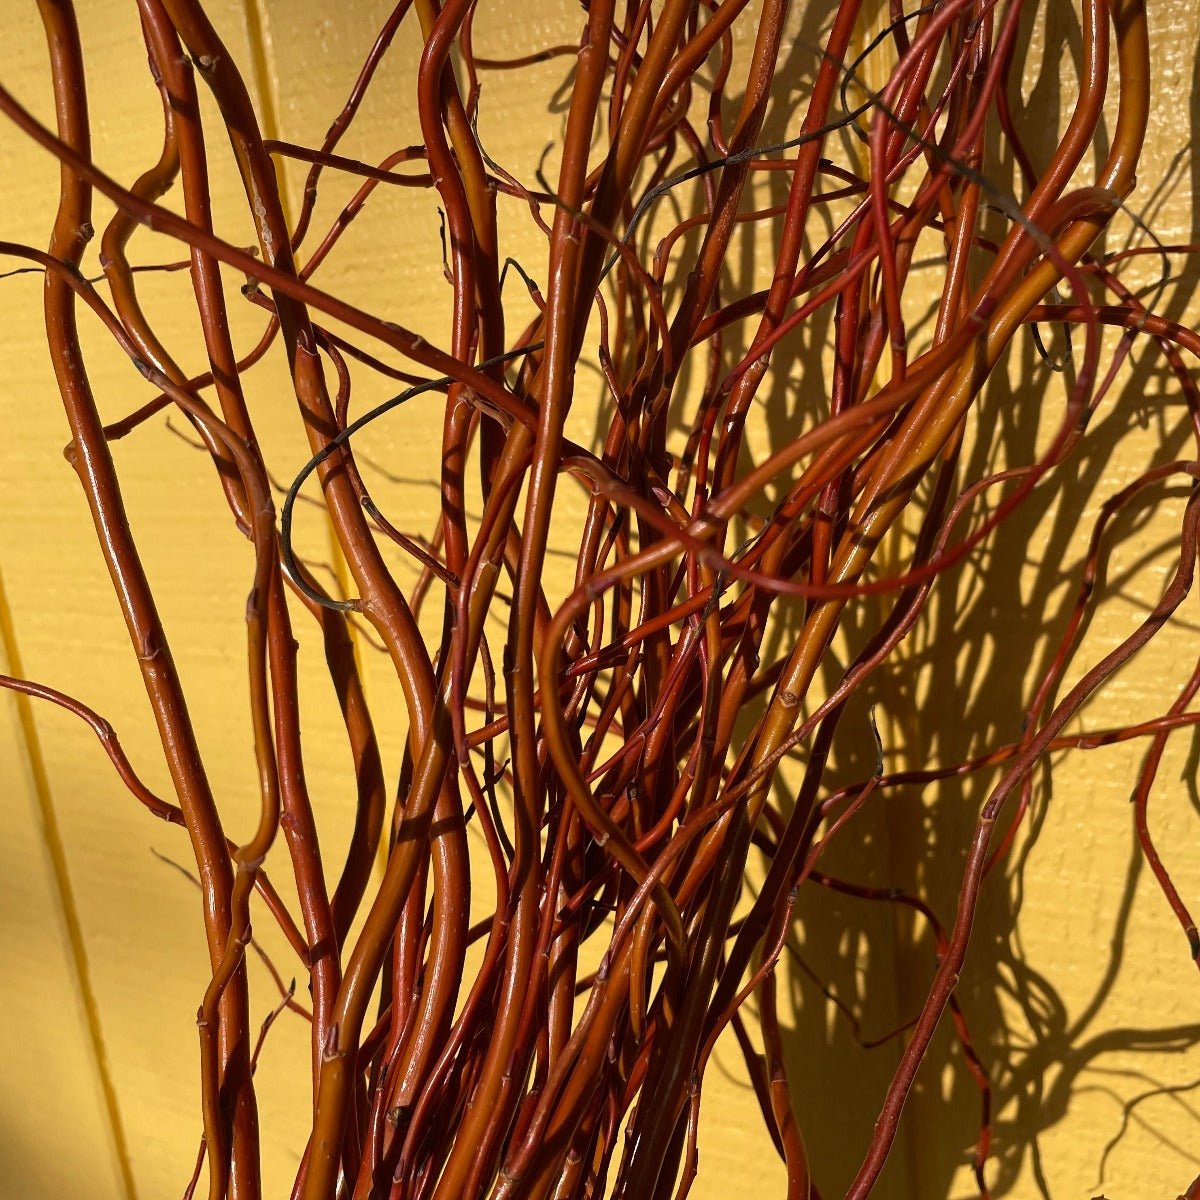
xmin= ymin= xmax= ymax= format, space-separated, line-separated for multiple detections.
xmin=3 ymin=0 xmax=1196 ymax=1197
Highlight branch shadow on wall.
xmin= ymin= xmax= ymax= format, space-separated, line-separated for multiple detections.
xmin=652 ymin=3 xmax=1200 ymax=1198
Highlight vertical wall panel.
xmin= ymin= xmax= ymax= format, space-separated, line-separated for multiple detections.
xmin=0 ymin=568 xmax=125 ymax=1200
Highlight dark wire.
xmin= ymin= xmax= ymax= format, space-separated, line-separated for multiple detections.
xmin=279 ymin=340 xmax=543 ymax=611
xmin=278 ymin=0 xmax=1109 ymax=613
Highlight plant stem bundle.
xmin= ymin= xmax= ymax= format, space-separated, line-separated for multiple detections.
xmin=4 ymin=0 xmax=1198 ymax=1197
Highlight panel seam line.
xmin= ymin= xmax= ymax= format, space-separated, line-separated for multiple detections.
xmin=0 ymin=563 xmax=138 ymax=1200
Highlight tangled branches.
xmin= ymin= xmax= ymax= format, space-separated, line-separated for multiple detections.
xmin=3 ymin=0 xmax=1198 ymax=1197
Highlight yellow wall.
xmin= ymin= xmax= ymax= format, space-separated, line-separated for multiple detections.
xmin=2 ymin=3 xmax=1200 ymax=1198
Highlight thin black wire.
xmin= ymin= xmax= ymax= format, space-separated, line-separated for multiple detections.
xmin=278 ymin=12 xmax=942 ymax=613
xmin=279 ymin=341 xmax=543 ymax=611
xmin=607 ymin=3 xmax=941 ymax=274
xmin=278 ymin=1 xmax=1122 ymax=614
